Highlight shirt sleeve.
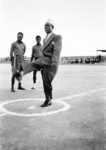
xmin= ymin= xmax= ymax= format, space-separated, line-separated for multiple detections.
xmin=23 ymin=44 xmax=26 ymax=54
xmin=51 ymin=35 xmax=62 ymax=65
xmin=10 ymin=43 xmax=15 ymax=60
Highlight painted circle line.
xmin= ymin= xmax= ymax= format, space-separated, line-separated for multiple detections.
xmin=0 ymin=112 xmax=7 ymax=117
xmin=0 ymin=99 xmax=71 ymax=117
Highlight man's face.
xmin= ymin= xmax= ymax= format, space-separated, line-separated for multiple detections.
xmin=17 ymin=33 xmax=23 ymax=41
xmin=44 ymin=23 xmax=53 ymax=34
xmin=36 ymin=37 xmax=41 ymax=44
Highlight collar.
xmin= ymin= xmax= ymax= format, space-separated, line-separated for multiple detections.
xmin=43 ymin=33 xmax=55 ymax=50
xmin=46 ymin=32 xmax=53 ymax=39
xmin=36 ymin=43 xmax=41 ymax=46
xmin=17 ymin=40 xmax=23 ymax=44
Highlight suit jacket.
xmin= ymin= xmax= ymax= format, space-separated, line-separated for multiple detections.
xmin=34 ymin=33 xmax=62 ymax=67
xmin=23 ymin=33 xmax=62 ymax=75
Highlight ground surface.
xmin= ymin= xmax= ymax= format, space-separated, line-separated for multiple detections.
xmin=0 ymin=64 xmax=106 ymax=150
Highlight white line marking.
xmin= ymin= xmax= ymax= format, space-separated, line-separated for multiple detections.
xmin=0 ymin=88 xmax=106 ymax=117
xmin=0 ymin=113 xmax=7 ymax=117
xmin=56 ymin=88 xmax=106 ymax=101
xmin=87 ymin=88 xmax=106 ymax=93
xmin=0 ymin=99 xmax=70 ymax=117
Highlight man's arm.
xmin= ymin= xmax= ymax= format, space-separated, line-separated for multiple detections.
xmin=10 ymin=43 xmax=14 ymax=61
xmin=51 ymin=35 xmax=62 ymax=66
xmin=30 ymin=47 xmax=34 ymax=61
xmin=23 ymin=44 xmax=26 ymax=55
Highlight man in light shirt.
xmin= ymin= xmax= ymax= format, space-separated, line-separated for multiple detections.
xmin=10 ymin=32 xmax=26 ymax=92
xmin=30 ymin=35 xmax=43 ymax=89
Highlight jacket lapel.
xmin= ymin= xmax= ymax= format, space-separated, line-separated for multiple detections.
xmin=43 ymin=33 xmax=55 ymax=50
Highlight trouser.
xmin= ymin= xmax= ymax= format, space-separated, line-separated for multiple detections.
xmin=42 ymin=66 xmax=57 ymax=101
xmin=11 ymin=55 xmax=24 ymax=90
xmin=12 ymin=55 xmax=24 ymax=74
xmin=33 ymin=70 xmax=43 ymax=83
xmin=23 ymin=62 xmax=42 ymax=75
xmin=32 ymin=57 xmax=41 ymax=83
xmin=33 ymin=71 xmax=37 ymax=83
xmin=23 ymin=62 xmax=57 ymax=101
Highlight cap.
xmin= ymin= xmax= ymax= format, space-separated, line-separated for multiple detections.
xmin=45 ymin=19 xmax=55 ymax=27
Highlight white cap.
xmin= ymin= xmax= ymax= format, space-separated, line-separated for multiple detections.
xmin=45 ymin=19 xmax=55 ymax=27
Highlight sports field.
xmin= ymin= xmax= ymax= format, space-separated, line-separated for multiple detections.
xmin=0 ymin=64 xmax=106 ymax=150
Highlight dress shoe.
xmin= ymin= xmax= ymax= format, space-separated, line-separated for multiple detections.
xmin=41 ymin=100 xmax=52 ymax=107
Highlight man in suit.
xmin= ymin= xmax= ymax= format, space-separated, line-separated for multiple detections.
xmin=30 ymin=35 xmax=43 ymax=89
xmin=10 ymin=32 xmax=26 ymax=92
xmin=23 ymin=19 xmax=62 ymax=107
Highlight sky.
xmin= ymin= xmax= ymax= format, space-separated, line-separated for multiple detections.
xmin=0 ymin=0 xmax=106 ymax=57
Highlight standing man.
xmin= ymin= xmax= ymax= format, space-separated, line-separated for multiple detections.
xmin=10 ymin=32 xmax=26 ymax=92
xmin=23 ymin=19 xmax=62 ymax=107
xmin=30 ymin=35 xmax=43 ymax=89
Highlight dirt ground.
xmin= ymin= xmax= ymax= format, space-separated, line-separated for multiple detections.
xmin=0 ymin=64 xmax=106 ymax=150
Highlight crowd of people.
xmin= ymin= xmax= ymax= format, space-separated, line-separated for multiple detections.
xmin=61 ymin=55 xmax=102 ymax=64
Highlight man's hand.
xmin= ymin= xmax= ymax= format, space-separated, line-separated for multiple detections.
xmin=10 ymin=56 xmax=14 ymax=61
xmin=15 ymin=72 xmax=22 ymax=81
xmin=50 ymin=61 xmax=57 ymax=67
